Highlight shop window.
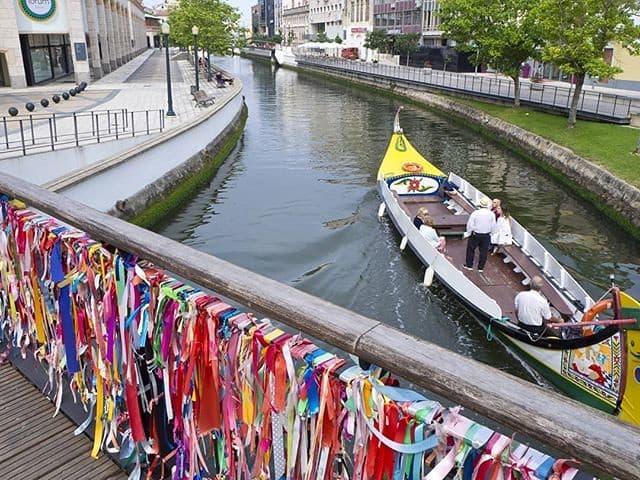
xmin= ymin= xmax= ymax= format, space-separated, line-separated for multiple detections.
xmin=20 ymin=34 xmax=74 ymax=86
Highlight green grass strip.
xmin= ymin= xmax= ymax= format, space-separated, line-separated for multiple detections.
xmin=453 ymin=97 xmax=640 ymax=189
xmin=130 ymin=105 xmax=248 ymax=229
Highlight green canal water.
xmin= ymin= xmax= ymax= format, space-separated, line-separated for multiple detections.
xmin=154 ymin=56 xmax=640 ymax=384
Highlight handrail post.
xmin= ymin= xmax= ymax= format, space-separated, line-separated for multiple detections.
xmin=53 ymin=113 xmax=57 ymax=141
xmin=29 ymin=115 xmax=35 ymax=145
xmin=96 ymin=114 xmax=100 ymax=143
xmin=2 ymin=117 xmax=8 ymax=149
xmin=73 ymin=113 xmax=79 ymax=147
xmin=131 ymin=111 xmax=135 ymax=137
xmin=114 ymin=113 xmax=119 ymax=140
xmin=146 ymin=110 xmax=149 ymax=135
xmin=91 ymin=112 xmax=95 ymax=136
xmin=107 ymin=109 xmax=111 ymax=134
xmin=612 ymin=95 xmax=618 ymax=116
xmin=19 ymin=120 xmax=25 ymax=156
xmin=48 ymin=118 xmax=54 ymax=151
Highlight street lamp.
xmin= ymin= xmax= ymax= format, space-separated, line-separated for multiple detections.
xmin=161 ymin=22 xmax=175 ymax=117
xmin=192 ymin=25 xmax=200 ymax=92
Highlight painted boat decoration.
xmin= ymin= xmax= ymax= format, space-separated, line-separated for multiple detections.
xmin=377 ymin=107 xmax=640 ymax=426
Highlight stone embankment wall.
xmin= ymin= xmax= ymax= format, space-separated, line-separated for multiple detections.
xmin=299 ymin=64 xmax=640 ymax=234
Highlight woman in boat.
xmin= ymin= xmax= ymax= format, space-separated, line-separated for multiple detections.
xmin=418 ymin=212 xmax=447 ymax=253
xmin=413 ymin=207 xmax=430 ymax=229
xmin=491 ymin=205 xmax=513 ymax=255
xmin=491 ymin=198 xmax=502 ymax=219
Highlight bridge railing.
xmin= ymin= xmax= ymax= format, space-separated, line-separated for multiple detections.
xmin=0 ymin=172 xmax=638 ymax=479
xmin=297 ymin=55 xmax=634 ymax=122
xmin=0 ymin=108 xmax=165 ymax=158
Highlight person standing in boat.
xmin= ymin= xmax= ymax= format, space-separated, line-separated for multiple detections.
xmin=514 ymin=276 xmax=561 ymax=335
xmin=491 ymin=198 xmax=502 ymax=218
xmin=491 ymin=205 xmax=513 ymax=255
xmin=463 ymin=197 xmax=496 ymax=272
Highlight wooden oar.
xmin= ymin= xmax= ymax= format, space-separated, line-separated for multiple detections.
xmin=546 ymin=318 xmax=637 ymax=328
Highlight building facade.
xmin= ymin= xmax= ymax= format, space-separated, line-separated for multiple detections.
xmin=308 ymin=0 xmax=344 ymax=40
xmin=282 ymin=1 xmax=309 ymax=45
xmin=0 ymin=0 xmax=147 ymax=88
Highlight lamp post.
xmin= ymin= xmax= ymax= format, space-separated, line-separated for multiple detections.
xmin=192 ymin=25 xmax=200 ymax=92
xmin=162 ymin=22 xmax=175 ymax=117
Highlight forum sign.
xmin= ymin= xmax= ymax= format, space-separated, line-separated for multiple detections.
xmin=19 ymin=0 xmax=57 ymax=21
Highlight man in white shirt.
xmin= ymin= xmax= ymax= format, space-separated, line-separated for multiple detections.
xmin=463 ymin=197 xmax=496 ymax=272
xmin=514 ymin=276 xmax=561 ymax=334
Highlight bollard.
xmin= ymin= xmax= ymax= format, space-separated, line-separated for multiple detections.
xmin=40 ymin=98 xmax=49 ymax=108
xmin=25 ymin=102 xmax=35 ymax=112
xmin=52 ymin=95 xmax=60 ymax=103
xmin=8 ymin=107 xmax=18 ymax=117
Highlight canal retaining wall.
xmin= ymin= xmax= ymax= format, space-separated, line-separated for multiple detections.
xmin=295 ymin=63 xmax=640 ymax=235
xmin=43 ymin=83 xmax=245 ymax=224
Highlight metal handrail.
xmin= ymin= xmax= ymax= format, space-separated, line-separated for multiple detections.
xmin=0 ymin=172 xmax=638 ymax=479
xmin=296 ymin=55 xmax=634 ymax=121
xmin=0 ymin=109 xmax=165 ymax=157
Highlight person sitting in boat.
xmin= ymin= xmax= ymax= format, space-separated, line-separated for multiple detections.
xmin=438 ymin=179 xmax=459 ymax=201
xmin=514 ymin=276 xmax=561 ymax=335
xmin=418 ymin=213 xmax=447 ymax=253
xmin=490 ymin=205 xmax=513 ymax=255
xmin=413 ymin=207 xmax=430 ymax=229
xmin=463 ymin=197 xmax=496 ymax=273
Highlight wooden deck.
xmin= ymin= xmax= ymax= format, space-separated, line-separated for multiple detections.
xmin=0 ymin=363 xmax=126 ymax=480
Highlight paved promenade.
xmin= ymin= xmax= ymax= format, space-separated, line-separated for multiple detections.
xmin=0 ymin=48 xmax=233 ymax=158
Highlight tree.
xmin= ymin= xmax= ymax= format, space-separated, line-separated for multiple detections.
xmin=534 ymin=0 xmax=640 ymax=127
xmin=439 ymin=0 xmax=539 ymax=106
xmin=395 ymin=33 xmax=420 ymax=66
xmin=364 ymin=30 xmax=390 ymax=61
xmin=168 ymin=0 xmax=240 ymax=55
xmin=334 ymin=35 xmax=343 ymax=44
xmin=287 ymin=30 xmax=295 ymax=46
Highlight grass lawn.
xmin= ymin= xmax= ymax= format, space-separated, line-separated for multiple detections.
xmin=453 ymin=98 xmax=640 ymax=189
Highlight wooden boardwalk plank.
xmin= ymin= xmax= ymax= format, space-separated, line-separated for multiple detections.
xmin=0 ymin=363 xmax=126 ymax=479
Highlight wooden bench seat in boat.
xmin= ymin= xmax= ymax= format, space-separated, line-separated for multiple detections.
xmin=502 ymin=245 xmax=573 ymax=317
xmin=397 ymin=195 xmax=470 ymax=234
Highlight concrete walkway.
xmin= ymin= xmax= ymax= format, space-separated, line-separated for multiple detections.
xmin=0 ymin=48 xmax=232 ymax=159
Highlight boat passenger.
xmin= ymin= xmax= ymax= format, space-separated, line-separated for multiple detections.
xmin=491 ymin=205 xmax=513 ymax=255
xmin=514 ymin=276 xmax=561 ymax=335
xmin=438 ymin=179 xmax=459 ymax=201
xmin=419 ymin=214 xmax=446 ymax=253
xmin=491 ymin=198 xmax=502 ymax=219
xmin=463 ymin=197 xmax=496 ymax=273
xmin=413 ymin=207 xmax=430 ymax=229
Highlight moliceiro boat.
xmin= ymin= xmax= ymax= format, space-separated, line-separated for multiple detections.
xmin=377 ymin=108 xmax=640 ymax=426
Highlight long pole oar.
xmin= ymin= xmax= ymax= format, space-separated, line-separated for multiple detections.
xmin=546 ymin=318 xmax=637 ymax=328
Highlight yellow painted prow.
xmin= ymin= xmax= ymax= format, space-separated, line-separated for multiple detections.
xmin=377 ymin=108 xmax=446 ymax=182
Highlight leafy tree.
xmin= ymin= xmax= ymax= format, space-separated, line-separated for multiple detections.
xmin=334 ymin=35 xmax=343 ymax=44
xmin=168 ymin=0 xmax=240 ymax=55
xmin=439 ymin=0 xmax=539 ymax=106
xmin=364 ymin=30 xmax=391 ymax=60
xmin=316 ymin=31 xmax=329 ymax=43
xmin=395 ymin=33 xmax=420 ymax=66
xmin=287 ymin=30 xmax=295 ymax=46
xmin=534 ymin=0 xmax=640 ymax=127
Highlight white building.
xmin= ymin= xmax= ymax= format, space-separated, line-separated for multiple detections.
xmin=0 ymin=0 xmax=147 ymax=88
xmin=308 ymin=0 xmax=344 ymax=40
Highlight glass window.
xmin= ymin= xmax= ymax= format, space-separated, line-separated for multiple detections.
xmin=49 ymin=34 xmax=65 ymax=45
xmin=404 ymin=11 xmax=411 ymax=25
xmin=31 ymin=48 xmax=53 ymax=83
xmin=28 ymin=35 xmax=48 ymax=47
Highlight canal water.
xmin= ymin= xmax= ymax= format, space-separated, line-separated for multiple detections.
xmin=154 ymin=56 xmax=640 ymax=383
